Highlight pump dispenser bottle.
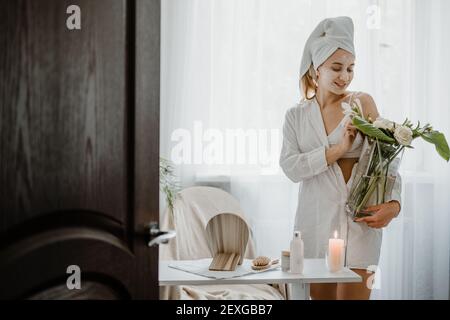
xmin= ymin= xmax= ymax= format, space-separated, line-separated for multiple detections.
xmin=290 ymin=230 xmax=304 ymax=274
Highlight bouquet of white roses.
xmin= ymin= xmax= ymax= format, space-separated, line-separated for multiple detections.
xmin=343 ymin=100 xmax=450 ymax=220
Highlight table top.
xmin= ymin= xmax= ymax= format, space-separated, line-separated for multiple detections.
xmin=159 ymin=258 xmax=362 ymax=286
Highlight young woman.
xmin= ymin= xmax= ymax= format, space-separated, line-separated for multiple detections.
xmin=279 ymin=17 xmax=402 ymax=300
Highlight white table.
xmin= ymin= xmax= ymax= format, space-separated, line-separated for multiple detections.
xmin=159 ymin=259 xmax=362 ymax=300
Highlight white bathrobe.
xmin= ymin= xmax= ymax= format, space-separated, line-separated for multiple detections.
xmin=279 ymin=98 xmax=402 ymax=269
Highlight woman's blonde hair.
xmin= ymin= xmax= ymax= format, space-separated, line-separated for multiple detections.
xmin=300 ymin=65 xmax=318 ymax=100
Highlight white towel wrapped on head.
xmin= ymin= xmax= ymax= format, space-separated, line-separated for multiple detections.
xmin=300 ymin=16 xmax=355 ymax=78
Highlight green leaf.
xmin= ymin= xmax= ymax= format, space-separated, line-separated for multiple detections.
xmin=352 ymin=116 xmax=396 ymax=143
xmin=420 ymin=131 xmax=450 ymax=161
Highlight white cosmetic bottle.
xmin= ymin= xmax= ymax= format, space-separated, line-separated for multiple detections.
xmin=289 ymin=231 xmax=304 ymax=274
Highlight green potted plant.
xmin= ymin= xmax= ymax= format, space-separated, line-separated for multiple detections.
xmin=159 ymin=157 xmax=180 ymax=215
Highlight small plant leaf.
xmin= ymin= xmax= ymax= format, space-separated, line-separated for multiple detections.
xmin=420 ymin=131 xmax=450 ymax=161
xmin=352 ymin=116 xmax=396 ymax=143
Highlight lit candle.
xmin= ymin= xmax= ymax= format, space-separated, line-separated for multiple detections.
xmin=328 ymin=230 xmax=344 ymax=272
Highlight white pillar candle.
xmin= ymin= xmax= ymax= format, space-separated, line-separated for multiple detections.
xmin=328 ymin=230 xmax=344 ymax=272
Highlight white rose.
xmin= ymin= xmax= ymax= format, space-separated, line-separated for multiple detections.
xmin=341 ymin=102 xmax=357 ymax=117
xmin=394 ymin=125 xmax=413 ymax=146
xmin=373 ymin=117 xmax=395 ymax=131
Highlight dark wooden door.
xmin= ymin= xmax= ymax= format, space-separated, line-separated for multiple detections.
xmin=0 ymin=0 xmax=160 ymax=299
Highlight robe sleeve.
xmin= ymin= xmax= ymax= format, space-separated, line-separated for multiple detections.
xmin=279 ymin=107 xmax=329 ymax=183
xmin=387 ymin=171 xmax=402 ymax=212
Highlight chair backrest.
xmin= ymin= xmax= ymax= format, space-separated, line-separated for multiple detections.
xmin=206 ymin=213 xmax=249 ymax=265
xmin=160 ymin=186 xmax=256 ymax=261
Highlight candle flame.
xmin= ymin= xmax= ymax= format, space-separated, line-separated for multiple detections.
xmin=334 ymin=230 xmax=338 ymax=239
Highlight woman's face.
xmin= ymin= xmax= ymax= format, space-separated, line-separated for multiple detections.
xmin=316 ymin=48 xmax=355 ymax=95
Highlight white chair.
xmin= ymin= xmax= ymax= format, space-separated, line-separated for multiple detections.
xmin=159 ymin=186 xmax=287 ymax=300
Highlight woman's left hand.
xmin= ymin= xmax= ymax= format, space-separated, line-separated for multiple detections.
xmin=354 ymin=201 xmax=401 ymax=229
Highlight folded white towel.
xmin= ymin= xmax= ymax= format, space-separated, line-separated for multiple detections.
xmin=169 ymin=258 xmax=280 ymax=280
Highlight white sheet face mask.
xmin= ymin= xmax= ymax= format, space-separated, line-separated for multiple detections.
xmin=316 ymin=49 xmax=355 ymax=95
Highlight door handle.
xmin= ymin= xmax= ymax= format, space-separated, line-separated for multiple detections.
xmin=147 ymin=222 xmax=176 ymax=247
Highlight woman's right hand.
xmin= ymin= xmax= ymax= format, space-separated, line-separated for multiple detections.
xmin=338 ymin=119 xmax=358 ymax=155
xmin=325 ymin=119 xmax=359 ymax=165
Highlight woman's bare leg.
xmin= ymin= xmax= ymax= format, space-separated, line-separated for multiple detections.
xmin=310 ymin=283 xmax=337 ymax=300
xmin=336 ymin=268 xmax=373 ymax=300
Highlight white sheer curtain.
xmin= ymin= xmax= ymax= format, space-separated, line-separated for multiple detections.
xmin=160 ymin=0 xmax=450 ymax=299
xmin=368 ymin=0 xmax=450 ymax=300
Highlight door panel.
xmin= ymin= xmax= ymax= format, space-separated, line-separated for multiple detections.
xmin=0 ymin=0 xmax=160 ymax=299
xmin=1 ymin=0 xmax=128 ymax=230
xmin=27 ymin=281 xmax=127 ymax=300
